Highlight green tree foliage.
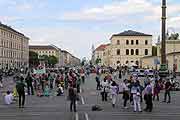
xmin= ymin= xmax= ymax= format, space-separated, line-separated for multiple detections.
xmin=152 ymin=46 xmax=157 ymax=56
xmin=48 ymin=55 xmax=58 ymax=67
xmin=29 ymin=51 xmax=39 ymax=67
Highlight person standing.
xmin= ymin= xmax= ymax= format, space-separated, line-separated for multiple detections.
xmin=68 ymin=85 xmax=78 ymax=112
xmin=122 ymin=79 xmax=130 ymax=109
xmin=153 ymin=80 xmax=161 ymax=101
xmin=96 ymin=73 xmax=101 ymax=90
xmin=110 ymin=81 xmax=118 ymax=108
xmin=101 ymin=78 xmax=109 ymax=101
xmin=16 ymin=77 xmax=26 ymax=108
xmin=144 ymin=81 xmax=153 ymax=112
xmin=25 ymin=73 xmax=34 ymax=95
xmin=163 ymin=79 xmax=172 ymax=103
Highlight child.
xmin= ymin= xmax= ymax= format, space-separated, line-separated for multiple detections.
xmin=4 ymin=91 xmax=13 ymax=105
xmin=57 ymin=84 xmax=64 ymax=96
xmin=44 ymin=84 xmax=50 ymax=96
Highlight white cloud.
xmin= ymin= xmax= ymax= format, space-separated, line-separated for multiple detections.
xmin=20 ymin=27 xmax=109 ymax=59
xmin=61 ymin=0 xmax=180 ymax=24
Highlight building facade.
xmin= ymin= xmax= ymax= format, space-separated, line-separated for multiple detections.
xmin=29 ymin=45 xmax=62 ymax=67
xmin=110 ymin=30 xmax=152 ymax=68
xmin=0 ymin=23 xmax=29 ymax=70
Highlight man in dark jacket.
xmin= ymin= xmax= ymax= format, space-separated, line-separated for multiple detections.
xmin=68 ymin=85 xmax=78 ymax=112
xmin=16 ymin=76 xmax=26 ymax=108
xmin=26 ymin=73 xmax=34 ymax=95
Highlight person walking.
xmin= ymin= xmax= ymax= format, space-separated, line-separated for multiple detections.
xmin=25 ymin=73 xmax=34 ymax=95
xmin=68 ymin=85 xmax=78 ymax=112
xmin=101 ymin=78 xmax=109 ymax=101
xmin=163 ymin=79 xmax=172 ymax=103
xmin=96 ymin=73 xmax=101 ymax=90
xmin=110 ymin=81 xmax=118 ymax=108
xmin=153 ymin=80 xmax=161 ymax=101
xmin=122 ymin=79 xmax=130 ymax=109
xmin=16 ymin=76 xmax=26 ymax=108
xmin=131 ymin=82 xmax=142 ymax=112
xmin=144 ymin=81 xmax=153 ymax=112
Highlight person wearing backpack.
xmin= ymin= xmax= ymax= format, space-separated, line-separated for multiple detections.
xmin=16 ymin=76 xmax=26 ymax=108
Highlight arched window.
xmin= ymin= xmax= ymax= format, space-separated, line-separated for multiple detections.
xmin=117 ymin=40 xmax=120 ymax=45
xmin=117 ymin=61 xmax=120 ymax=64
xmin=126 ymin=49 xmax=129 ymax=55
xmin=131 ymin=49 xmax=134 ymax=55
xmin=126 ymin=61 xmax=129 ymax=64
xmin=145 ymin=40 xmax=148 ymax=45
xmin=135 ymin=49 xmax=139 ymax=55
xmin=136 ymin=40 xmax=139 ymax=45
xmin=126 ymin=40 xmax=129 ymax=45
xmin=136 ymin=61 xmax=139 ymax=65
xmin=117 ymin=49 xmax=120 ymax=55
xmin=145 ymin=49 xmax=148 ymax=55
xmin=131 ymin=40 xmax=134 ymax=45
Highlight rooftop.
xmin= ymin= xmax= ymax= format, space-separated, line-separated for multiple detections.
xmin=29 ymin=45 xmax=57 ymax=50
xmin=95 ymin=44 xmax=109 ymax=51
xmin=0 ymin=22 xmax=28 ymax=38
xmin=111 ymin=30 xmax=152 ymax=37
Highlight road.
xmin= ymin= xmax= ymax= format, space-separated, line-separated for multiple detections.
xmin=0 ymin=74 xmax=180 ymax=120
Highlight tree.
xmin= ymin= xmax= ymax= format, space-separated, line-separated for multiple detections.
xmin=48 ymin=55 xmax=58 ymax=67
xmin=152 ymin=46 xmax=157 ymax=56
xmin=95 ymin=58 xmax=101 ymax=64
xmin=29 ymin=51 xmax=39 ymax=67
xmin=168 ymin=33 xmax=179 ymax=40
xmin=39 ymin=55 xmax=49 ymax=66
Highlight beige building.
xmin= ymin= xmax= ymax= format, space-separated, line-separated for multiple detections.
xmin=61 ymin=50 xmax=80 ymax=67
xmin=29 ymin=45 xmax=62 ymax=67
xmin=141 ymin=52 xmax=180 ymax=72
xmin=110 ymin=30 xmax=152 ymax=68
xmin=141 ymin=40 xmax=180 ymax=72
xmin=157 ymin=40 xmax=180 ymax=56
xmin=0 ymin=23 xmax=29 ymax=69
xmin=93 ymin=44 xmax=109 ymax=66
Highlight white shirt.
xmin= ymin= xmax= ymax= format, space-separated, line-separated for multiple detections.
xmin=101 ymin=81 xmax=109 ymax=92
xmin=4 ymin=94 xmax=13 ymax=105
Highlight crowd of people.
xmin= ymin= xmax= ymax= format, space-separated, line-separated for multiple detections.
xmin=95 ymin=66 xmax=173 ymax=112
xmin=0 ymin=65 xmax=174 ymax=113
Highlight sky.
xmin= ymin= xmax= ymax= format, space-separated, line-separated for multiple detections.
xmin=0 ymin=0 xmax=180 ymax=59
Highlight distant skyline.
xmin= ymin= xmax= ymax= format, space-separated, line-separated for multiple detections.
xmin=0 ymin=0 xmax=180 ymax=59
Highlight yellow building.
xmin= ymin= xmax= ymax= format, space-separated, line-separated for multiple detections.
xmin=141 ymin=52 xmax=180 ymax=72
xmin=0 ymin=23 xmax=29 ymax=69
xmin=29 ymin=45 xmax=62 ymax=67
xmin=141 ymin=40 xmax=180 ymax=72
xmin=109 ymin=30 xmax=152 ymax=68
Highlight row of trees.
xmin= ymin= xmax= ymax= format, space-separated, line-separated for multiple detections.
xmin=29 ymin=51 xmax=58 ymax=67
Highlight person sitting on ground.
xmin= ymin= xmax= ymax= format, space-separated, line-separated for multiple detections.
xmin=57 ymin=84 xmax=64 ymax=96
xmin=4 ymin=91 xmax=14 ymax=105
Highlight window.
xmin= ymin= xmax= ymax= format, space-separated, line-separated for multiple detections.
xmin=136 ymin=40 xmax=139 ymax=45
xmin=126 ymin=49 xmax=129 ymax=55
xmin=136 ymin=61 xmax=139 ymax=65
xmin=135 ymin=49 xmax=139 ymax=55
xmin=145 ymin=49 xmax=148 ymax=55
xmin=117 ymin=49 xmax=120 ymax=55
xmin=145 ymin=40 xmax=148 ymax=45
xmin=131 ymin=40 xmax=134 ymax=45
xmin=126 ymin=40 xmax=129 ymax=45
xmin=117 ymin=40 xmax=120 ymax=45
xmin=131 ymin=61 xmax=134 ymax=63
xmin=117 ymin=61 xmax=120 ymax=64
xmin=126 ymin=61 xmax=129 ymax=64
xmin=131 ymin=49 xmax=134 ymax=55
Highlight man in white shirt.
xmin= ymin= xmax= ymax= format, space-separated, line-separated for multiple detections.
xmin=4 ymin=91 xmax=13 ymax=105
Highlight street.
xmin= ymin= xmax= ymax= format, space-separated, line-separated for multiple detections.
xmin=0 ymin=74 xmax=180 ymax=120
